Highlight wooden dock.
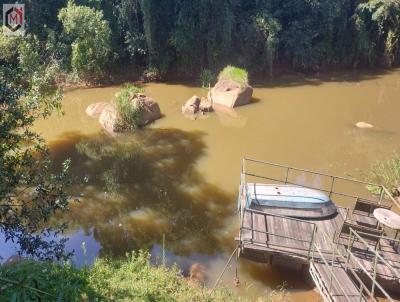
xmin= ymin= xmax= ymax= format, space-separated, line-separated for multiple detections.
xmin=237 ymin=158 xmax=400 ymax=302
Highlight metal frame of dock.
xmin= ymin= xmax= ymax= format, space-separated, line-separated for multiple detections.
xmin=237 ymin=158 xmax=400 ymax=302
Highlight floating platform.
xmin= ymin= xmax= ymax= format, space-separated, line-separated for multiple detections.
xmin=237 ymin=158 xmax=400 ymax=302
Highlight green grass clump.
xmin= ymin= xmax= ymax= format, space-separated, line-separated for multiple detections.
xmin=115 ymin=84 xmax=145 ymax=131
xmin=0 ymin=259 xmax=91 ymax=301
xmin=199 ymin=69 xmax=215 ymax=88
xmin=366 ymin=153 xmax=400 ymax=195
xmin=0 ymin=251 xmax=289 ymax=302
xmin=218 ymin=65 xmax=248 ymax=86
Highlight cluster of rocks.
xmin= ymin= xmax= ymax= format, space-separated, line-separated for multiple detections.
xmin=86 ymin=93 xmax=161 ymax=134
xmin=86 ymin=75 xmax=254 ymax=129
xmin=182 ymin=78 xmax=253 ymax=119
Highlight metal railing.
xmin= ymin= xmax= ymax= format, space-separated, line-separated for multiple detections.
xmin=241 ymin=158 xmax=399 ymax=211
xmin=311 ymin=240 xmax=375 ymax=302
xmin=346 ymin=228 xmax=399 ymax=299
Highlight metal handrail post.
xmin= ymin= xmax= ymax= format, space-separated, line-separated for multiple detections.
xmin=329 ymin=177 xmax=335 ymax=198
xmin=329 ymin=243 xmax=335 ymax=294
xmin=285 ymin=167 xmax=290 ymax=184
xmin=379 ymin=186 xmax=384 ymax=203
xmin=308 ymin=224 xmax=317 ymax=260
xmin=371 ymin=253 xmax=378 ymax=297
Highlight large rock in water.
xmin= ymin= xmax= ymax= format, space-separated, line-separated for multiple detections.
xmin=98 ymin=94 xmax=161 ymax=134
xmin=85 ymin=102 xmax=111 ymax=118
xmin=137 ymin=94 xmax=161 ymax=126
xmin=99 ymin=104 xmax=119 ymax=134
xmin=207 ymin=79 xmax=253 ymax=108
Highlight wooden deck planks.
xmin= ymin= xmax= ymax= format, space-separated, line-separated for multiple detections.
xmin=239 ymin=205 xmax=400 ymax=299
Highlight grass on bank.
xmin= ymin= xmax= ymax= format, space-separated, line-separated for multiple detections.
xmin=0 ymin=251 xmax=289 ymax=302
xmin=366 ymin=153 xmax=400 ymax=195
xmin=218 ymin=65 xmax=248 ymax=86
xmin=115 ymin=84 xmax=145 ymax=131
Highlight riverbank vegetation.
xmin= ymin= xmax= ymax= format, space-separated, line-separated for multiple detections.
xmin=1 ymin=0 xmax=400 ymax=85
xmin=0 ymin=28 xmax=76 ymax=259
xmin=0 ymin=252 xmax=289 ymax=302
xmin=366 ymin=153 xmax=400 ymax=195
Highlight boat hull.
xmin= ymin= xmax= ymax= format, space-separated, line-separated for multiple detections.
xmin=242 ymin=183 xmax=337 ymax=219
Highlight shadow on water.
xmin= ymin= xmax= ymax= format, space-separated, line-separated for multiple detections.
xmin=48 ymin=128 xmax=236 ymax=258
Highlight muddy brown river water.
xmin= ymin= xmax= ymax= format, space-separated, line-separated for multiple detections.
xmin=3 ymin=69 xmax=400 ymax=301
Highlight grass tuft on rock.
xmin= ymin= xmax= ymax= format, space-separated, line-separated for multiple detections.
xmin=115 ymin=84 xmax=144 ymax=131
xmin=218 ymin=65 xmax=248 ymax=86
xmin=0 ymin=251 xmax=289 ymax=302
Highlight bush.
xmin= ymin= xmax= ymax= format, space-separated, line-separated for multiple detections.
xmin=115 ymin=84 xmax=145 ymax=131
xmin=58 ymin=1 xmax=111 ymax=81
xmin=366 ymin=153 xmax=400 ymax=195
xmin=199 ymin=69 xmax=215 ymax=88
xmin=218 ymin=65 xmax=248 ymax=86
xmin=142 ymin=67 xmax=163 ymax=82
xmin=0 ymin=252 xmax=290 ymax=302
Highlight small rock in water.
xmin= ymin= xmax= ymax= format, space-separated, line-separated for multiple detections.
xmin=182 ymin=95 xmax=201 ymax=115
xmin=4 ymin=255 xmax=24 ymax=266
xmin=182 ymin=95 xmax=213 ymax=119
xmin=355 ymin=121 xmax=374 ymax=129
xmin=188 ymin=263 xmax=206 ymax=285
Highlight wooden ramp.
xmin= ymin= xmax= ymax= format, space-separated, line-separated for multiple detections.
xmin=310 ymin=260 xmax=367 ymax=302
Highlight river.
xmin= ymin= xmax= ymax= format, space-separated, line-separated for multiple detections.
xmin=3 ymin=69 xmax=400 ymax=301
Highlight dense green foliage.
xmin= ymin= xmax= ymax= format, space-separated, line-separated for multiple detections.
xmin=218 ymin=66 xmax=249 ymax=85
xmin=0 ymin=252 xmax=289 ymax=302
xmin=1 ymin=0 xmax=399 ymax=83
xmin=58 ymin=1 xmax=112 ymax=80
xmin=115 ymin=84 xmax=145 ymax=131
xmin=0 ymin=29 xmax=76 ymax=259
xmin=366 ymin=153 xmax=400 ymax=195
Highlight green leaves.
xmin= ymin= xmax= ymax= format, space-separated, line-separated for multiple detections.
xmin=58 ymin=1 xmax=112 ymax=81
xmin=353 ymin=0 xmax=400 ymax=67
xmin=0 ymin=30 xmax=75 ymax=260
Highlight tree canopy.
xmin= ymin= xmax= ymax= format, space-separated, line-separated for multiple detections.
xmin=0 ymin=30 xmax=76 ymax=260
xmin=2 ymin=0 xmax=398 ymax=81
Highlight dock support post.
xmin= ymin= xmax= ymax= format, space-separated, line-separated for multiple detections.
xmin=212 ymin=246 xmax=239 ymax=292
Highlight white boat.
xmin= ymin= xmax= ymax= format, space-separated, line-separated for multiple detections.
xmin=239 ymin=183 xmax=337 ymax=219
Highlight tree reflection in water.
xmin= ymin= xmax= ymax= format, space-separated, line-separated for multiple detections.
xmin=49 ymin=128 xmax=235 ymax=258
